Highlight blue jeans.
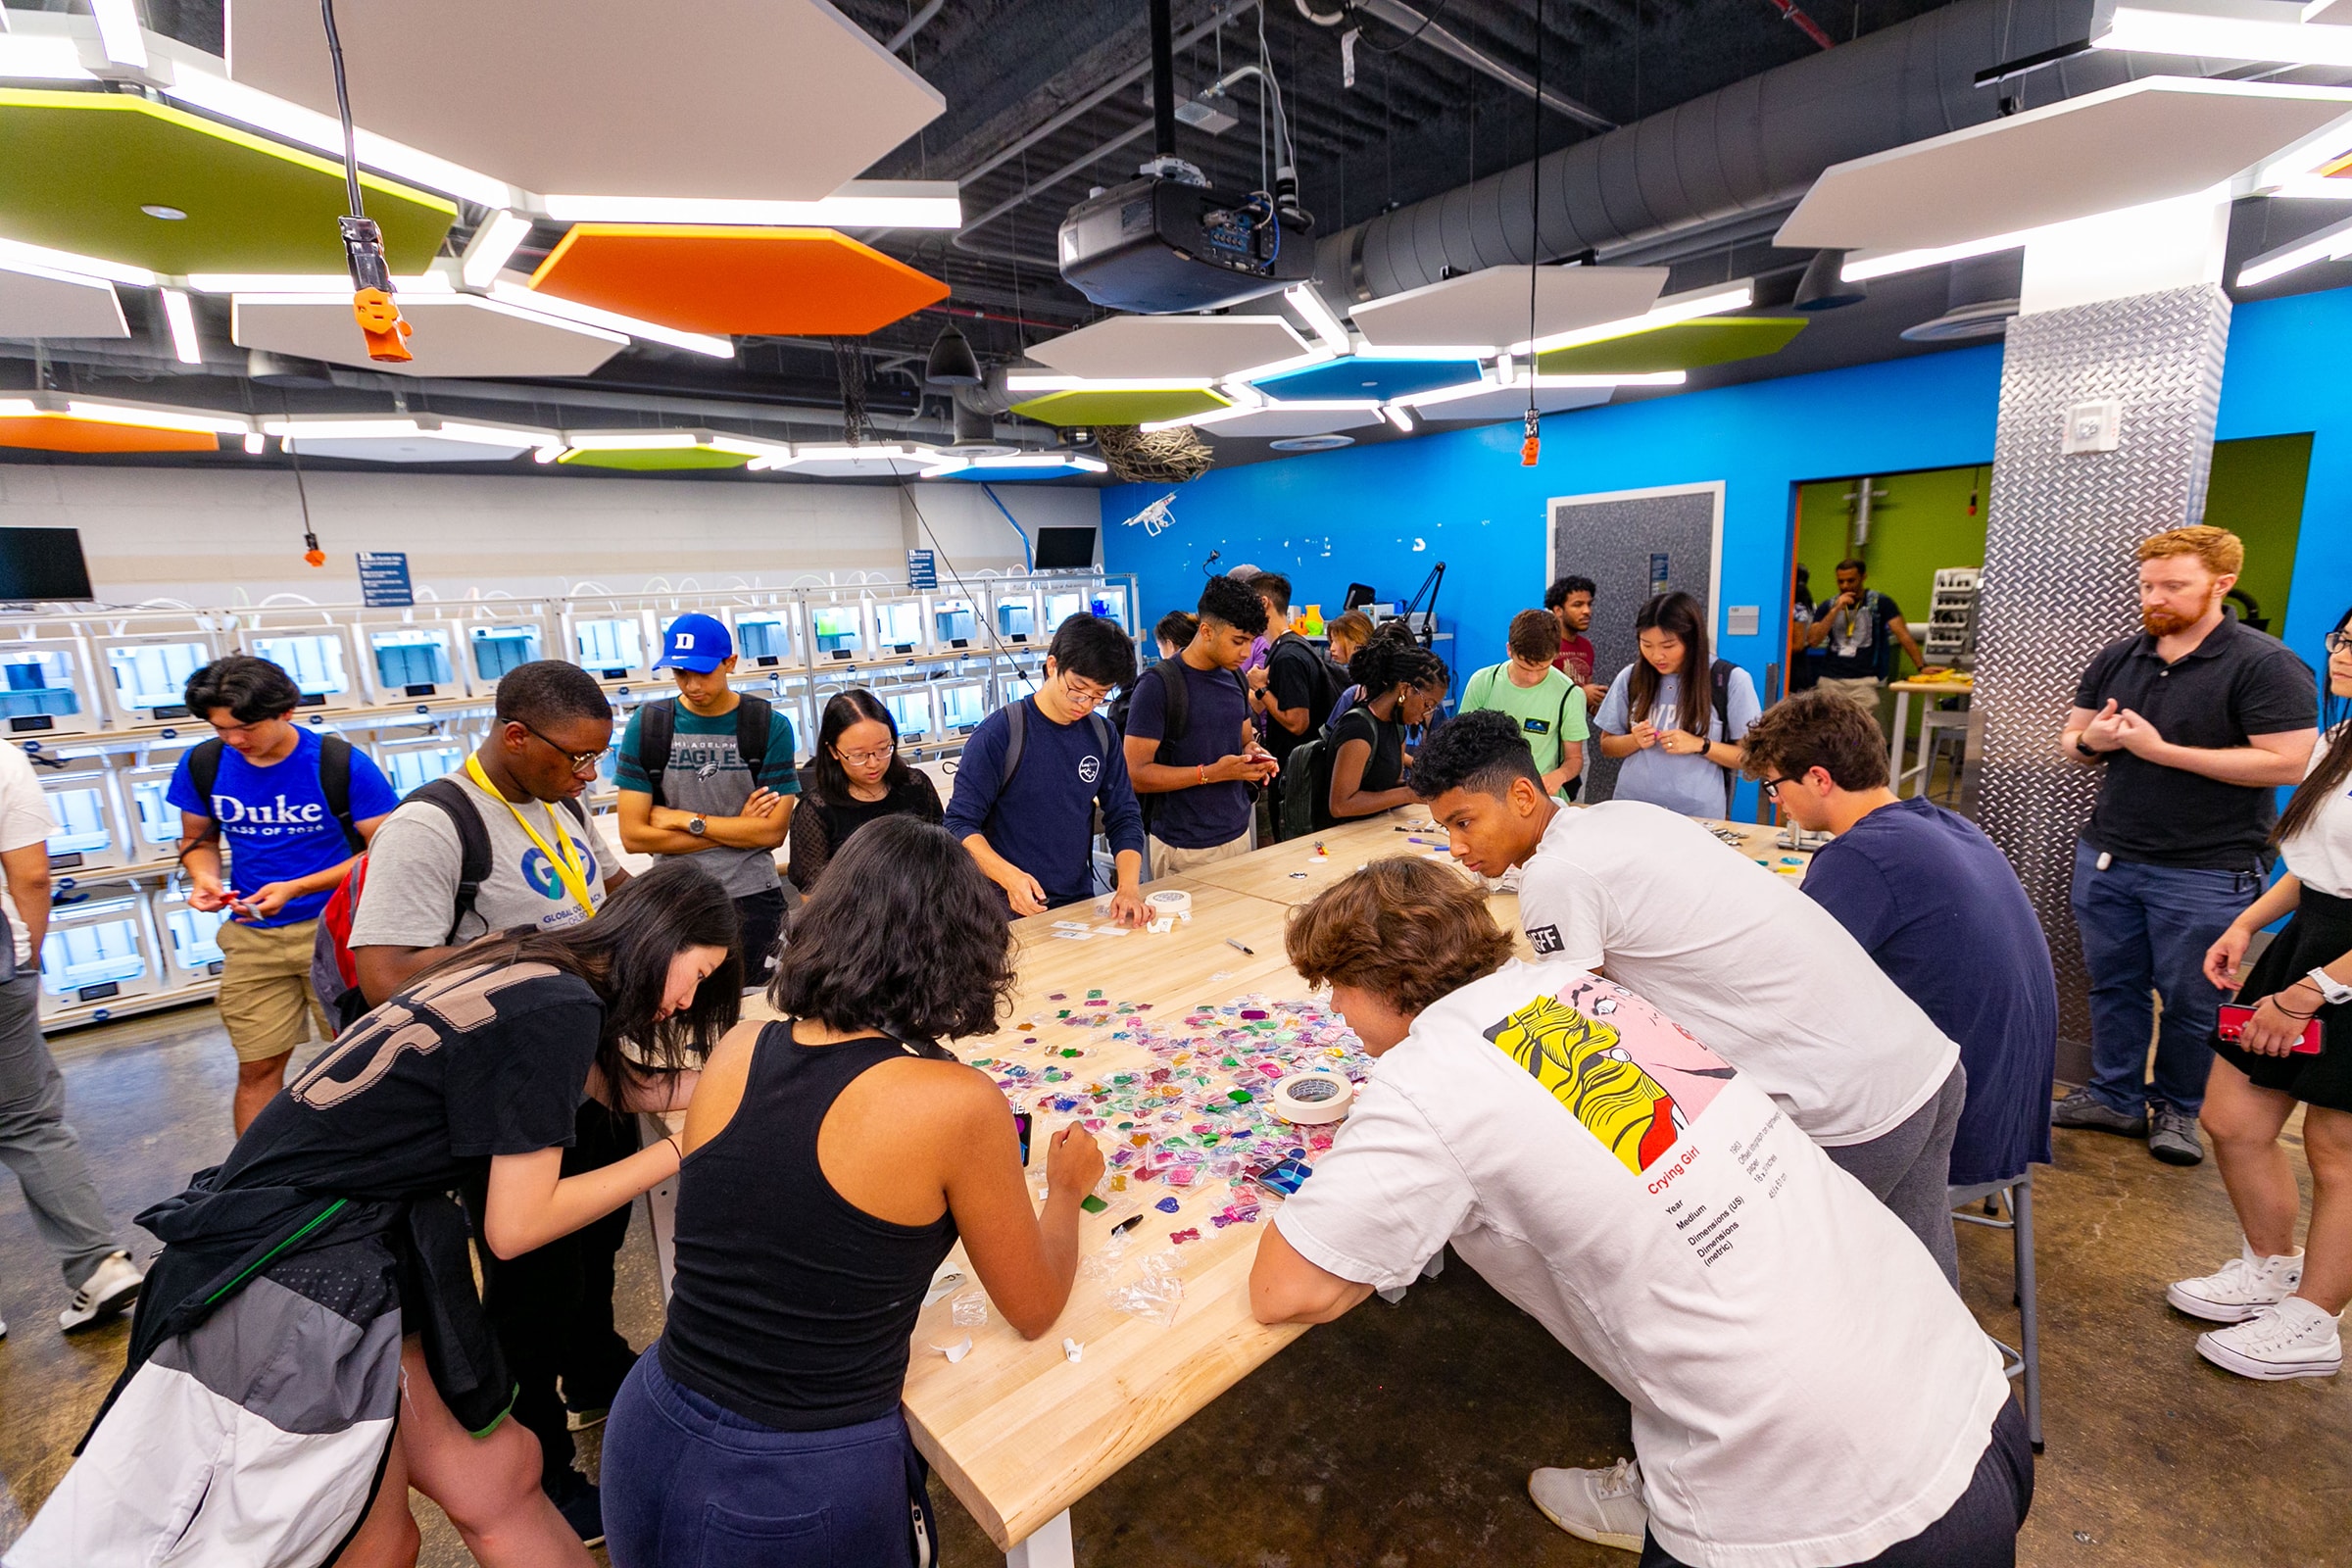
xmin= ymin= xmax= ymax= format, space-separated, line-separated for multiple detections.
xmin=2069 ymin=842 xmax=2261 ymax=1116
xmin=602 ymin=1348 xmax=928 ymax=1568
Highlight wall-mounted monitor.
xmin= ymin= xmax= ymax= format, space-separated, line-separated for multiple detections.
xmin=365 ymin=627 xmax=462 ymax=701
xmin=1034 ymin=526 xmax=1099 ymax=572
xmin=104 ymin=636 xmax=214 ymax=724
xmin=0 ymin=642 xmax=99 ymax=736
xmin=0 ymin=527 xmax=94 ymax=603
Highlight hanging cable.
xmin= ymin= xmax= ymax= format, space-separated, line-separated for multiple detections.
xmin=1521 ymin=0 xmax=1544 ymax=467
xmin=320 ymin=0 xmax=413 ymax=363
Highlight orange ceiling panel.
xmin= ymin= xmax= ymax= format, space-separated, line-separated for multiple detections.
xmin=0 ymin=415 xmax=217 ymax=454
xmin=527 ymin=224 xmax=949 ymax=336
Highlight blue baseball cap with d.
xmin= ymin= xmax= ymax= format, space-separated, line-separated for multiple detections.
xmin=656 ymin=612 xmax=734 ymax=673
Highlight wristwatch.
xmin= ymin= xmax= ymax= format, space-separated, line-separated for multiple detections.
xmin=2308 ymin=967 xmax=2352 ymax=1007
xmin=687 ymin=815 xmax=708 ymax=837
xmin=2074 ymin=736 xmax=2106 ymax=760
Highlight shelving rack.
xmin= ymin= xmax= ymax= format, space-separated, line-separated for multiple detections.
xmin=1922 ymin=567 xmax=1982 ymax=669
xmin=9 ymin=570 xmax=1137 ymax=1030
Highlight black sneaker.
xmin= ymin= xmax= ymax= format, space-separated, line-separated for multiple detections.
xmin=548 ymin=1475 xmax=605 ymax=1548
xmin=2050 ymin=1088 xmax=2148 ymax=1137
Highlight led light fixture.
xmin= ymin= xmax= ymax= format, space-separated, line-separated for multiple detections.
xmin=90 ymin=0 xmax=149 ymax=69
xmin=1143 ymin=399 xmax=1380 ymax=433
xmin=160 ymin=287 xmax=201 ymax=364
xmin=1508 ymin=284 xmax=1754 ymax=357
xmin=1284 ymin=283 xmax=1352 ymax=354
xmin=1382 ymin=405 xmax=1415 ymax=432
xmin=1393 ymin=369 xmax=1685 ymax=411
xmin=1840 ymin=232 xmax=2036 ymax=283
xmin=0 ymin=237 xmax=154 ymax=289
xmin=485 ymin=280 xmax=733 ymax=357
xmin=2092 ymin=0 xmax=2352 ymax=65
xmin=162 ymin=66 xmax=515 ymax=210
xmin=461 ymin=212 xmax=534 ymax=289
xmin=2237 ymin=208 xmax=2352 ymax=286
xmin=186 ymin=271 xmax=454 ymax=294
xmin=1004 ymin=373 xmax=1216 ymax=393
xmin=537 ymin=182 xmax=963 ymax=229
xmin=259 ymin=415 xmax=558 ymax=447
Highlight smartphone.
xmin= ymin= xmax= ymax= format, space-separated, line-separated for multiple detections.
xmin=1248 ymin=1156 xmax=1314 ymax=1198
xmin=1013 ymin=1111 xmax=1033 ymax=1166
xmin=2218 ymin=1004 xmax=2324 ymax=1055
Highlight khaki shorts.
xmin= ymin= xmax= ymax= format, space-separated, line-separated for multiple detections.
xmin=215 ymin=917 xmax=330 ymax=1064
xmin=1816 ymin=676 xmax=1888 ymax=727
xmin=1149 ymin=830 xmax=1252 ymax=881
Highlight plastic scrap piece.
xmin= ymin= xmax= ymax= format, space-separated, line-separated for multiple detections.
xmin=1081 ymin=1194 xmax=1109 ymax=1213
xmin=935 ymin=1336 xmax=973 ymax=1363
xmin=950 ymin=1291 xmax=988 ymax=1328
xmin=1062 ymin=1337 xmax=1084 ymax=1363
xmin=1107 ymin=1250 xmax=1184 ymax=1327
xmin=1168 ymin=1226 xmax=1201 ymax=1245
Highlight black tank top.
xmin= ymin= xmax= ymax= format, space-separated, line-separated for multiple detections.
xmin=658 ymin=1021 xmax=959 ymax=1431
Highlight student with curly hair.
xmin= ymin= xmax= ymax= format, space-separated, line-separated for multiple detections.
xmin=602 ymin=818 xmax=1102 ymax=1567
xmin=1321 ymin=634 xmax=1448 ymax=827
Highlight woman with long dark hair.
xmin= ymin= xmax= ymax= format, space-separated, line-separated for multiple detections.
xmin=602 ymin=816 xmax=1102 ymax=1568
xmin=1594 ymin=591 xmax=1760 ymax=817
xmin=15 ymin=860 xmax=742 ymax=1568
xmin=785 ymin=689 xmax=943 ymax=894
xmin=1321 ymin=633 xmax=1448 ymax=826
xmin=2180 ymin=606 xmax=2352 ymax=1380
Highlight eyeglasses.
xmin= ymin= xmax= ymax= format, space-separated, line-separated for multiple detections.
xmin=1059 ymin=675 xmax=1112 ymax=711
xmin=836 ymin=743 xmax=897 ymax=766
xmin=516 ymin=719 xmax=606 ymax=775
xmin=2328 ymin=630 xmax=2351 ymax=655
xmin=1762 ymin=776 xmax=1797 ymax=795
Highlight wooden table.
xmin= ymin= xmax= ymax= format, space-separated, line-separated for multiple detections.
xmin=1886 ymin=676 xmax=1976 ymax=800
xmin=646 ymin=805 xmax=1815 ymax=1566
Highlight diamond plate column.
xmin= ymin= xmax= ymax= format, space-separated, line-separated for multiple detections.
xmin=1973 ymin=284 xmax=2231 ymax=1078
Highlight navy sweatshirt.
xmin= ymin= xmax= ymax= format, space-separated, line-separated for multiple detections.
xmin=944 ymin=698 xmax=1148 ymax=910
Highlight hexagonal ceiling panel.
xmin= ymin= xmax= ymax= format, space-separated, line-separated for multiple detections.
xmin=227 ymin=0 xmax=945 ymax=201
xmin=1535 ymin=318 xmax=1807 ymax=375
xmin=1194 ymin=404 xmax=1388 ymax=439
xmin=1411 ymin=380 xmax=1615 ymax=423
xmin=560 ymin=446 xmax=752 ymax=471
xmin=290 ymin=434 xmax=537 ymax=464
xmin=0 ymin=265 xmax=125 ymax=339
xmin=0 ymin=414 xmax=217 ymax=454
xmin=1252 ymin=357 xmax=1482 ymax=402
xmin=0 ymin=90 xmax=453 ymax=274
xmin=1348 ymin=265 xmax=1668 ymax=351
xmin=1011 ymin=388 xmax=1231 ymax=426
xmin=1027 ymin=316 xmax=1311 ymax=381
xmin=232 ymin=292 xmax=629 ymax=378
xmin=527 ymin=225 xmax=946 ymax=336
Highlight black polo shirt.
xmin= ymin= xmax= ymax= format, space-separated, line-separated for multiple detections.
xmin=2072 ymin=614 xmax=2316 ymax=870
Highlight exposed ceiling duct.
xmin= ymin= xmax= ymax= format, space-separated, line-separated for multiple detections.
xmin=1313 ymin=0 xmax=2224 ymax=303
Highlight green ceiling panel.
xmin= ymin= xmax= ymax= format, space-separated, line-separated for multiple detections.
xmin=1011 ymin=388 xmax=1230 ymax=425
xmin=558 ymin=446 xmax=752 ymax=471
xmin=0 ymin=89 xmax=455 ymax=274
xmin=1536 ymin=317 xmax=1809 ymax=375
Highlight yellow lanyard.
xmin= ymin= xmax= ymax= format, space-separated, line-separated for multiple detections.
xmin=465 ymin=755 xmax=597 ymax=917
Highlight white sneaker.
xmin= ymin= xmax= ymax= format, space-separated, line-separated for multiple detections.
xmin=1529 ymin=1457 xmax=1646 ymax=1552
xmin=2197 ymin=1297 xmax=2343 ymax=1381
xmin=59 ymin=1250 xmax=143 ymax=1335
xmin=2168 ymin=1243 xmax=2304 ymax=1324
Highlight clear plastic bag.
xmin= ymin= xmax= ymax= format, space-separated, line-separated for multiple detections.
xmin=950 ymin=1290 xmax=989 ymax=1328
xmin=1107 ymin=1249 xmax=1184 ymax=1327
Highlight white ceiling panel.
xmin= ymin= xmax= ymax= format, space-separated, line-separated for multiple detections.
xmin=226 ymin=0 xmax=945 ymax=201
xmin=287 ymin=434 xmax=534 ymax=463
xmin=1195 ymin=404 xmax=1386 ymax=438
xmin=1413 ymin=382 xmax=1614 ymax=422
xmin=0 ymin=266 xmax=127 ymax=339
xmin=231 ymin=292 xmax=627 ymax=377
xmin=1778 ymin=77 xmax=2352 ymax=252
xmin=1026 ymin=316 xmax=1312 ymax=380
xmin=1349 ymin=265 xmax=1667 ymax=351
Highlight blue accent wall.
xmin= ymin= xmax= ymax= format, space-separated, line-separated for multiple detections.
xmin=1104 ymin=283 xmax=2352 ymax=818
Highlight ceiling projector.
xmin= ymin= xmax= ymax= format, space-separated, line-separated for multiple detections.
xmin=1057 ymin=172 xmax=1313 ymax=315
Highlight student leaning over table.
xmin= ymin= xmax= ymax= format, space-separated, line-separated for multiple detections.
xmin=602 ymin=817 xmax=1104 ymax=1568
xmin=2172 ymin=604 xmax=2352 ymax=1382
xmin=1250 ymin=859 xmax=2028 ymax=1568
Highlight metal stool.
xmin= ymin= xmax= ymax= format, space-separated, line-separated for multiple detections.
xmin=1950 ymin=1169 xmax=2042 ymax=1450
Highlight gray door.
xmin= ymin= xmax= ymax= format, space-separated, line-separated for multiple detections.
xmin=1547 ymin=484 xmax=1723 ymax=804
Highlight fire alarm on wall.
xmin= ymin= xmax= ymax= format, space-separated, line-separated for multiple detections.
xmin=2062 ymin=399 xmax=2122 ymax=455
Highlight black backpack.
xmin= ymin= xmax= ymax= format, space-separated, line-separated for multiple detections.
xmin=1704 ymin=659 xmax=1737 ymax=813
xmin=1265 ymin=633 xmax=1344 ymax=737
xmin=632 ymin=696 xmax=774 ymax=808
xmin=184 ymin=733 xmax=365 ymax=856
xmin=999 ymin=702 xmax=1115 ymax=790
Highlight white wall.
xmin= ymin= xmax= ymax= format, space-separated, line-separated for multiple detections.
xmin=0 ymin=462 xmax=1102 ymax=606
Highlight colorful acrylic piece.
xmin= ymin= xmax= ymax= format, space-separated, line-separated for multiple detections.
xmin=1154 ymin=1196 xmax=1182 ymax=1214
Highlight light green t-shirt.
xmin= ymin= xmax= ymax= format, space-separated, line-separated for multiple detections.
xmin=1461 ymin=662 xmax=1590 ymax=781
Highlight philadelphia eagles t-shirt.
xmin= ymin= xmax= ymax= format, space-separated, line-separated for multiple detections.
xmin=1274 ymin=958 xmax=2009 ymax=1568
xmin=613 ymin=700 xmax=800 ymax=898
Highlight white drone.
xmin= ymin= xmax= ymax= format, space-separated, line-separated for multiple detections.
xmin=1118 ymin=492 xmax=1179 ymax=537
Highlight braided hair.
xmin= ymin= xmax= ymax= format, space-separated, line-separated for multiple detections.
xmin=1349 ymin=633 xmax=1448 ymax=705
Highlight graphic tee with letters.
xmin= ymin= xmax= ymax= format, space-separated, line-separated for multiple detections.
xmin=613 ymin=702 xmax=800 ymax=898
xmin=220 ymin=960 xmax=599 ymax=1200
xmin=1275 ymin=958 xmax=2009 ymax=1568
xmin=166 ymin=727 xmax=400 ymax=926
xmin=347 ymin=769 xmax=615 ymax=949
xmin=1517 ymin=801 xmax=1958 ymax=1147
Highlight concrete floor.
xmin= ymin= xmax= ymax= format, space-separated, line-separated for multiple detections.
xmin=2 ymin=1004 xmax=2344 ymax=1567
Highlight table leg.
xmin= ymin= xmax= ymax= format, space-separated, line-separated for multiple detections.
xmin=1886 ymin=688 xmax=1913 ymax=798
xmin=1005 ymin=1509 xmax=1075 ymax=1568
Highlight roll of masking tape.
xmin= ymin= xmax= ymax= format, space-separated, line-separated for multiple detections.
xmin=1272 ymin=1071 xmax=1354 ymax=1125
xmin=1146 ymin=889 xmax=1193 ymax=919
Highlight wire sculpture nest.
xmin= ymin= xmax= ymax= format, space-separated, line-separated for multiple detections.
xmin=1096 ymin=422 xmax=1213 ymax=485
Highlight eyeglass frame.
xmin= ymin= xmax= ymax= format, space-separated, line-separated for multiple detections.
xmin=2328 ymin=629 xmax=2351 ymax=655
xmin=834 ymin=741 xmax=899 ymax=767
xmin=513 ymin=717 xmax=606 ymax=775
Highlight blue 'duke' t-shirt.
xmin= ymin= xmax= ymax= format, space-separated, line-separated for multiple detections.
xmin=166 ymin=727 xmax=400 ymax=927
xmin=1801 ymin=796 xmax=2058 ymax=1186
xmin=943 ymin=698 xmax=1148 ymax=910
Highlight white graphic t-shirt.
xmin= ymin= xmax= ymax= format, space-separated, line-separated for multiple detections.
xmin=1276 ymin=959 xmax=2008 ymax=1568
